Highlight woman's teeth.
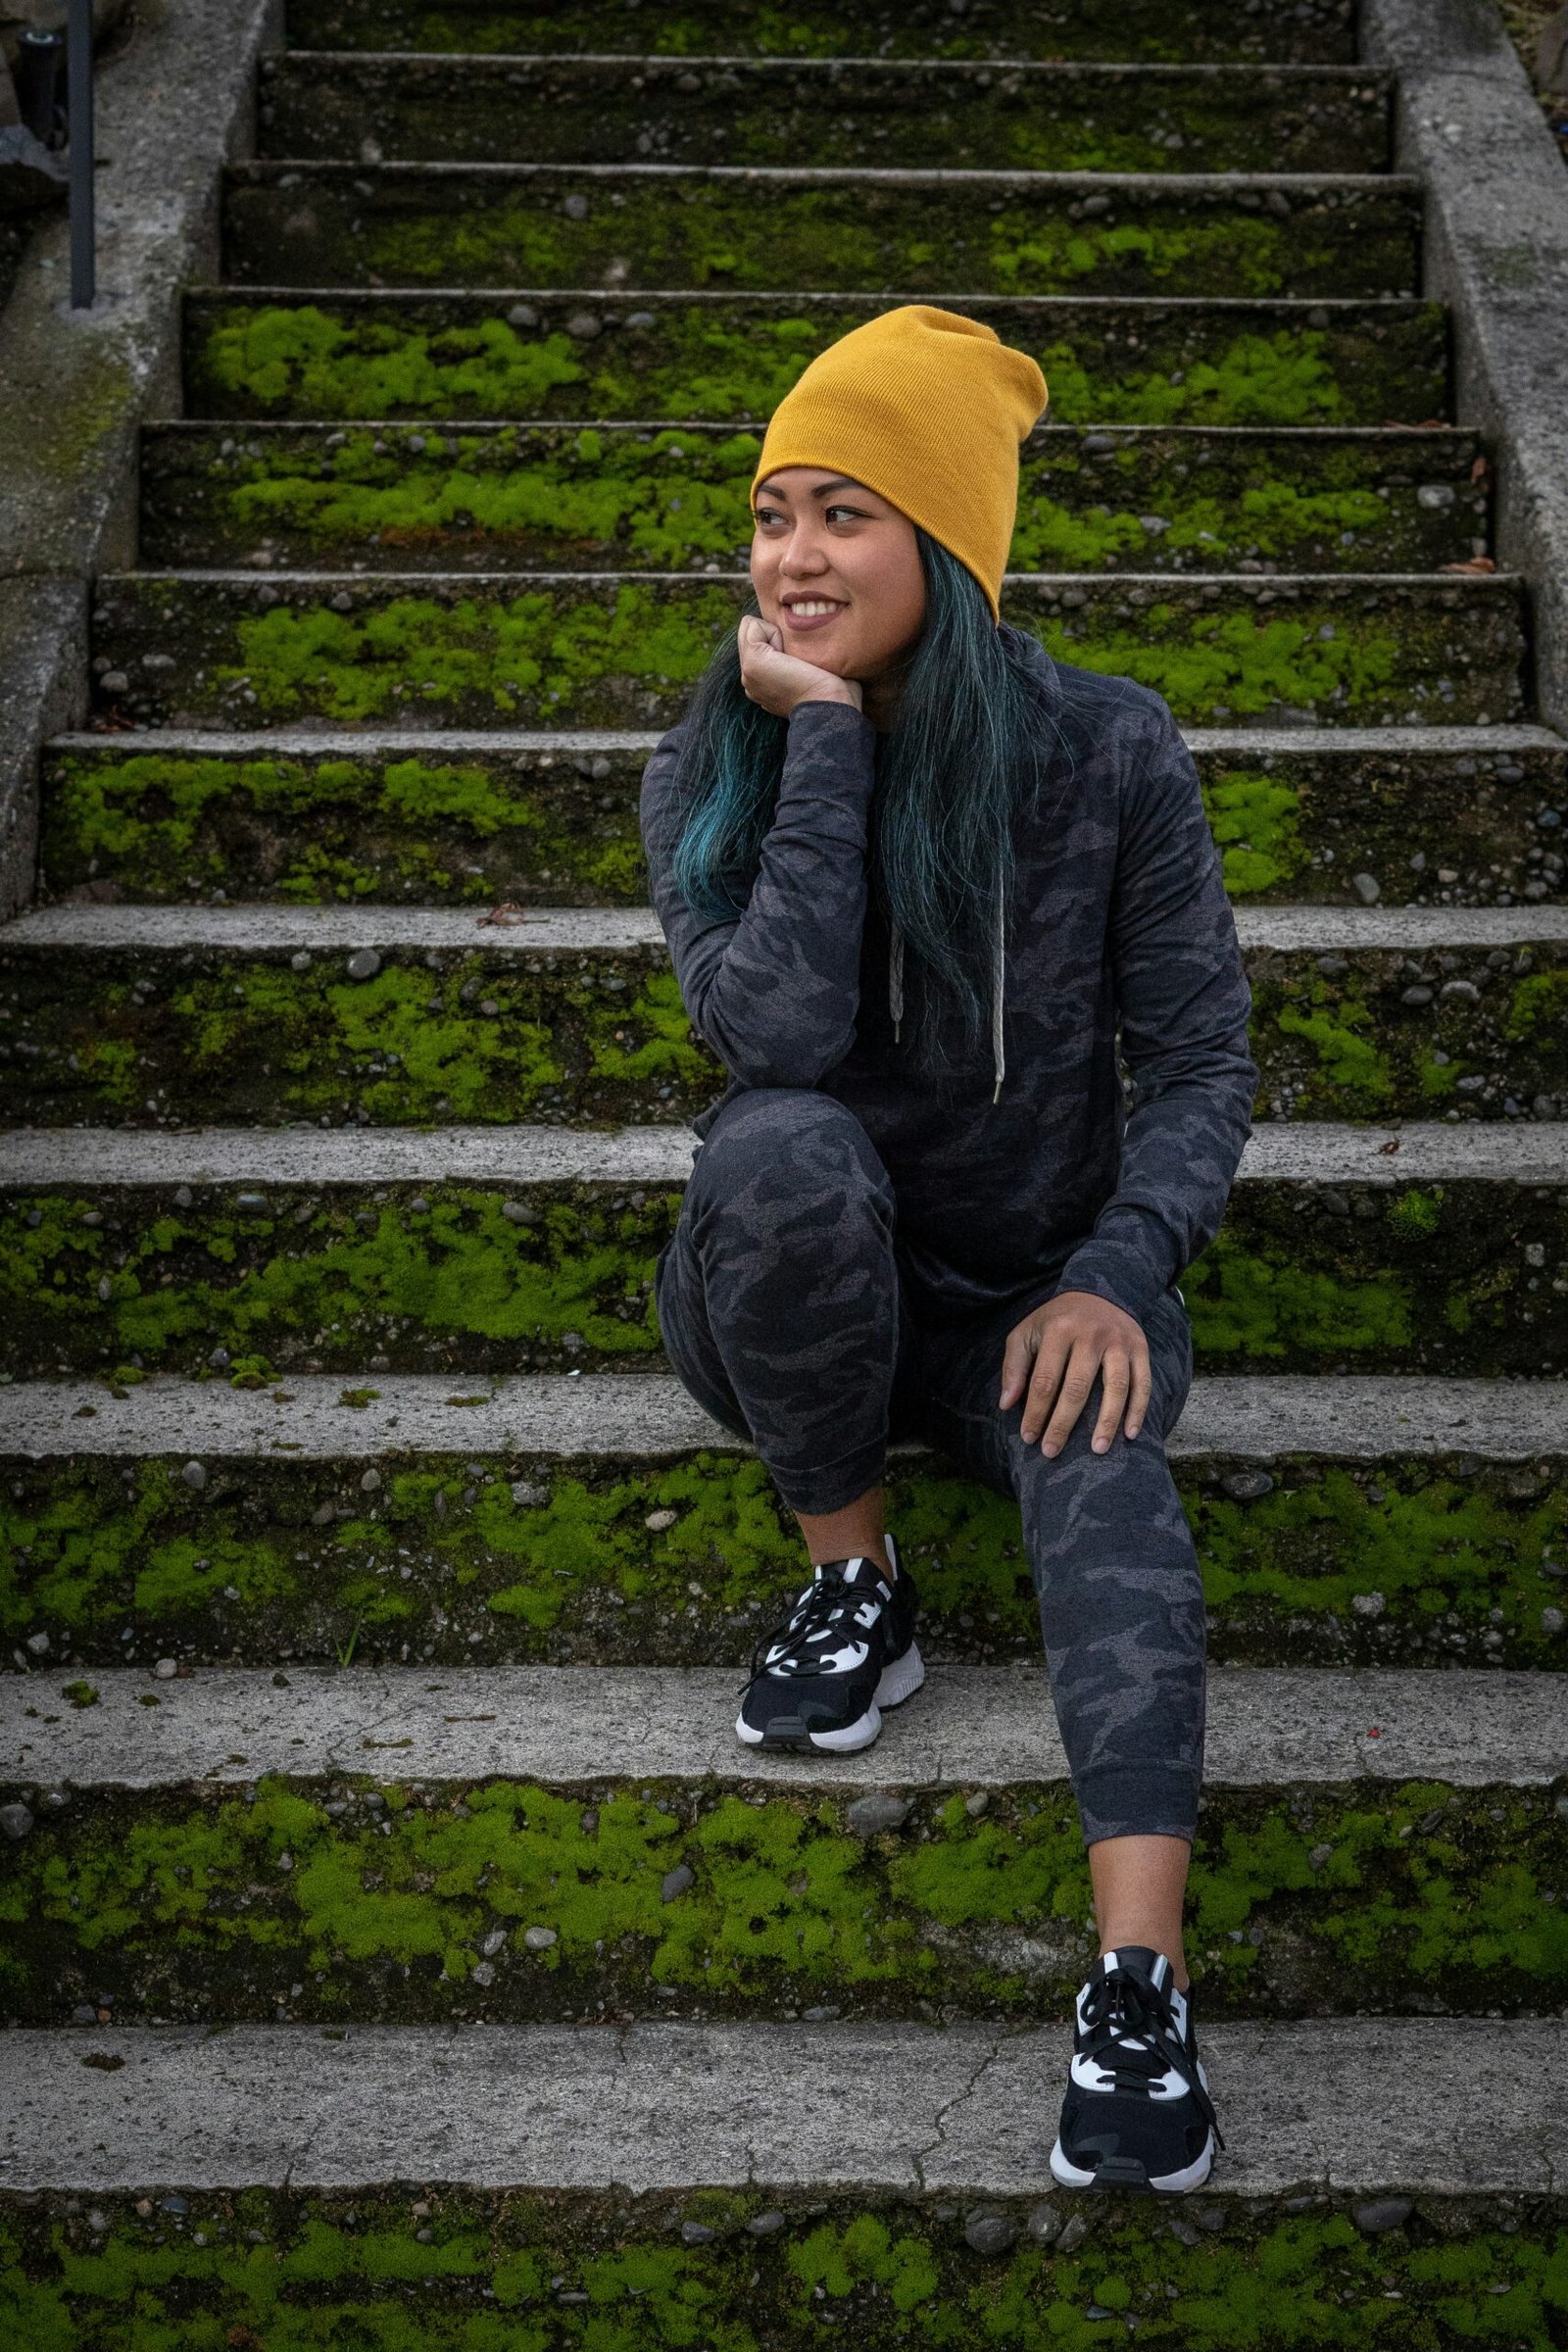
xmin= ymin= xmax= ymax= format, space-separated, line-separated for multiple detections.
xmin=787 ymin=601 xmax=841 ymax=616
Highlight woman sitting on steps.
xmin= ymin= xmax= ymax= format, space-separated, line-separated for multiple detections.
xmin=639 ymin=305 xmax=1258 ymax=2197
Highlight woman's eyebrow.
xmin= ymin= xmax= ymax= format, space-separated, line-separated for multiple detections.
xmin=754 ymin=475 xmax=865 ymax=502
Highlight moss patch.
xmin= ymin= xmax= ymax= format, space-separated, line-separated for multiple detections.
xmin=40 ymin=744 xmax=650 ymax=906
xmin=139 ymin=420 xmax=1484 ymax=577
xmin=2 ymin=1775 xmax=1563 ymax=2024
xmin=262 ymin=55 xmax=1390 ymax=176
xmin=88 ymin=572 xmax=1522 ymax=730
xmin=222 ymin=166 xmax=1419 ymax=301
xmin=5 ymin=944 xmax=1563 ymax=1129
xmin=43 ymin=743 xmax=1563 ymax=911
xmin=7 ymin=2184 xmax=1566 ymax=2352
xmin=184 ymin=294 xmax=1449 ymax=427
xmin=5 ymin=1446 xmax=1565 ymax=1672
xmin=285 ymin=0 xmax=1358 ymax=65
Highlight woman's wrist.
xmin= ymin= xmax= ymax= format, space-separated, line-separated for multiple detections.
xmin=788 ymin=684 xmax=863 ymax=715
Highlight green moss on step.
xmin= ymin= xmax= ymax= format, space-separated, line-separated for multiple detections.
xmin=145 ymin=422 xmax=1479 ymax=579
xmin=2 ymin=1776 xmax=1562 ymax=2023
xmin=185 ymin=300 xmax=1446 ymax=429
xmin=4 ymin=1182 xmax=1565 ymax=1376
xmin=4 ymin=1446 xmax=1565 ymax=1672
xmin=223 ymin=173 xmax=1414 ymax=303
xmin=41 ymin=747 xmax=649 ymax=905
xmin=287 ymin=0 xmax=1358 ymax=65
xmin=7 ymin=2182 xmax=1567 ymax=2352
xmin=92 ymin=571 xmax=1519 ymax=730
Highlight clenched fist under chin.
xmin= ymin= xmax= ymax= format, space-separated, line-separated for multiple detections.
xmin=737 ymin=614 xmax=864 ymax=719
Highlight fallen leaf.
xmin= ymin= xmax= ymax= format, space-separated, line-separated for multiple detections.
xmin=478 ymin=901 xmax=532 ymax=927
xmin=1441 ymin=556 xmax=1495 ymax=573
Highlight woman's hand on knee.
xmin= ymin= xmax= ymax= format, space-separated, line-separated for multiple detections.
xmin=1000 ymin=1291 xmax=1152 ymax=1458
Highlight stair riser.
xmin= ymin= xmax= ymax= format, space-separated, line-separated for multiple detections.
xmin=6 ymin=1446 xmax=1564 ymax=1672
xmin=137 ymin=422 xmax=1490 ymax=578
xmin=183 ymin=292 xmax=1451 ymax=427
xmin=5 ymin=1180 xmax=1568 ymax=1384
xmin=282 ymin=0 xmax=1359 ymax=67
xmin=221 ymin=167 xmax=1422 ymax=302
xmin=4 ymin=943 xmax=1564 ymax=1130
xmin=257 ymin=58 xmax=1393 ymax=175
xmin=8 ymin=2188 xmax=1558 ymax=2347
xmin=88 ymin=573 xmax=1527 ymax=730
xmin=42 ymin=740 xmax=1567 ymax=910
xmin=2 ymin=1778 xmax=1561 ymax=2028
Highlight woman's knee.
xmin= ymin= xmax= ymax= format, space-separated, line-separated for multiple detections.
xmin=688 ymin=1087 xmax=892 ymax=1237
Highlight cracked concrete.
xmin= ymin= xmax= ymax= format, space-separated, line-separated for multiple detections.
xmin=5 ymin=1662 xmax=1563 ymax=1790
xmin=2 ymin=1368 xmax=1563 ymax=1462
xmin=0 ymin=1119 xmax=1561 ymax=1191
xmin=0 ymin=0 xmax=282 ymax=917
xmin=1 ymin=2017 xmax=1562 ymax=2194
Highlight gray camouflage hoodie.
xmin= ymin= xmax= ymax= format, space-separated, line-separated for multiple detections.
xmin=640 ymin=627 xmax=1258 ymax=1334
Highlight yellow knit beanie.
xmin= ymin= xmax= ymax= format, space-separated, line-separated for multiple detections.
xmin=750 ymin=305 xmax=1047 ymax=620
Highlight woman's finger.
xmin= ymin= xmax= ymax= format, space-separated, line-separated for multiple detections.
xmin=1090 ymin=1348 xmax=1130 ymax=1453
xmin=1125 ymin=1344 xmax=1152 ymax=1441
xmin=1038 ymin=1340 xmax=1100 ymax=1456
xmin=999 ymin=1317 xmax=1040 ymax=1410
xmin=1019 ymin=1330 xmax=1071 ymax=1446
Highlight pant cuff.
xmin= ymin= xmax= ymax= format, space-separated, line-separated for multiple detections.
xmin=1074 ymin=1764 xmax=1200 ymax=1849
xmin=764 ymin=1437 xmax=889 ymax=1518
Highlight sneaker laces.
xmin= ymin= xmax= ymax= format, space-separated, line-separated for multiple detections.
xmin=1080 ymin=1964 xmax=1226 ymax=2150
xmin=743 ymin=1562 xmax=889 ymax=1687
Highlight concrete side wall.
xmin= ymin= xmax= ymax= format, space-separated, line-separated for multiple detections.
xmin=0 ymin=0 xmax=280 ymax=919
xmin=1361 ymin=0 xmax=1568 ymax=734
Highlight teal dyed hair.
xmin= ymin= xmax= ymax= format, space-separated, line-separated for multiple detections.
xmin=670 ymin=531 xmax=1055 ymax=1063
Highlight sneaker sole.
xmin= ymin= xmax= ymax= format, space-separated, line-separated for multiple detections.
xmin=1048 ymin=2130 xmax=1215 ymax=2196
xmin=734 ymin=1642 xmax=926 ymax=1754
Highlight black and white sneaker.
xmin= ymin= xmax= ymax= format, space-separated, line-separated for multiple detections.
xmin=1050 ymin=1946 xmax=1224 ymax=2195
xmin=735 ymin=1534 xmax=923 ymax=1753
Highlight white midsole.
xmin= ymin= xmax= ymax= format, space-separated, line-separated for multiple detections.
xmin=1049 ymin=2128 xmax=1215 ymax=2196
xmin=734 ymin=1642 xmax=926 ymax=1753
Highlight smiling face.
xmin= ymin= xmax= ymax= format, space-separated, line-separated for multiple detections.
xmin=750 ymin=466 xmax=928 ymax=685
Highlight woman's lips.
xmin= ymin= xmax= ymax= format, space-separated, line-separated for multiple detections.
xmin=779 ymin=599 xmax=848 ymax=634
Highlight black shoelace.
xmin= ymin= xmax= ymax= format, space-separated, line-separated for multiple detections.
xmin=1080 ymin=1966 xmax=1226 ymax=2150
xmin=744 ymin=1567 xmax=886 ymax=1686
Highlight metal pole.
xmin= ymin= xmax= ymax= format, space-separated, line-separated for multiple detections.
xmin=67 ymin=0 xmax=94 ymax=308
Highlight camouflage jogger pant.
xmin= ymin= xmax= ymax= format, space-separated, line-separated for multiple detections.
xmin=654 ymin=1087 xmax=1206 ymax=1847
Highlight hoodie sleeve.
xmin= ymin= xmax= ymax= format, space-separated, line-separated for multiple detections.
xmin=640 ymin=697 xmax=879 ymax=1089
xmin=1051 ymin=696 xmax=1258 ymax=1331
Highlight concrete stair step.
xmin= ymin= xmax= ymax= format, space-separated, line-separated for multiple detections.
xmin=37 ymin=723 xmax=1568 ymax=910
xmin=2 ymin=1665 xmax=1563 ymax=2027
xmin=2 ymin=903 xmax=1563 ymax=1131
xmin=86 ymin=568 xmax=1528 ymax=730
xmin=281 ymin=0 xmax=1359 ymax=70
xmin=220 ymin=162 xmax=1424 ymax=301
xmin=256 ymin=55 xmax=1395 ymax=175
xmin=9 ymin=1660 xmax=1559 ymax=1789
xmin=136 ymin=419 xmax=1491 ymax=578
xmin=3 ymin=2015 xmax=1561 ymax=2195
xmin=182 ymin=287 xmax=1452 ymax=427
xmin=4 ymin=1367 xmax=1564 ymax=1671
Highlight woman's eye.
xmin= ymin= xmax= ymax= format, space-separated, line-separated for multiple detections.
xmin=825 ymin=505 xmax=865 ymax=525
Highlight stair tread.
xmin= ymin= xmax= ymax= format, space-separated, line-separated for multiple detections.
xmin=6 ymin=1660 xmax=1563 ymax=1789
xmin=48 ymin=721 xmax=1568 ymax=758
xmin=3 ymin=2014 xmax=1562 ymax=2195
xmin=11 ymin=903 xmax=1568 ymax=950
xmin=4 ymin=1367 xmax=1563 ymax=1459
